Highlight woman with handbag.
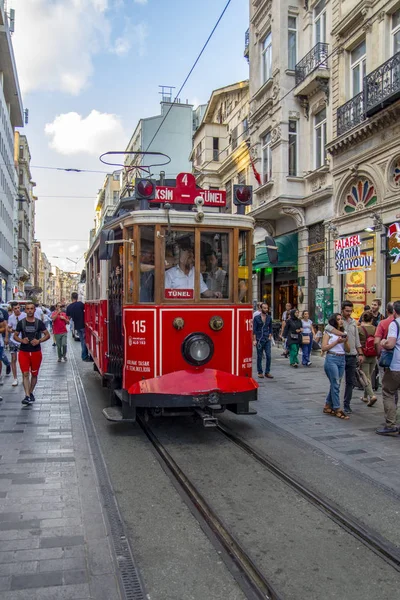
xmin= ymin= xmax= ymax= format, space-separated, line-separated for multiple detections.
xmin=301 ymin=310 xmax=316 ymax=366
xmin=283 ymin=309 xmax=303 ymax=368
xmin=322 ymin=313 xmax=351 ymax=419
xmin=357 ymin=311 xmax=378 ymax=406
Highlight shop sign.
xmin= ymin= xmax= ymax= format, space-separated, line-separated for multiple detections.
xmin=334 ymin=235 xmax=373 ymax=273
xmin=387 ymin=222 xmax=400 ymax=263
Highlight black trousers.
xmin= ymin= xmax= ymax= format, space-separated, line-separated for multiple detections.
xmin=344 ymin=355 xmax=357 ymax=408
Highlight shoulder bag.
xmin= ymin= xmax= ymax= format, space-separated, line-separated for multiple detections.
xmin=379 ymin=320 xmax=400 ymax=368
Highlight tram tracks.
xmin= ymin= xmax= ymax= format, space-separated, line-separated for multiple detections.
xmin=139 ymin=416 xmax=400 ymax=600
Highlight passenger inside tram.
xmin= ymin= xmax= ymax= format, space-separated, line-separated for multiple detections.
xmin=204 ymin=250 xmax=227 ymax=297
xmin=139 ymin=243 xmax=155 ymax=302
xmin=164 ymin=242 xmax=222 ymax=298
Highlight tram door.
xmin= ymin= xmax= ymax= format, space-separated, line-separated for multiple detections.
xmin=108 ymin=245 xmax=124 ymax=384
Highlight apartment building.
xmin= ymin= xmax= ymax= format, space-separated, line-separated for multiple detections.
xmin=326 ymin=0 xmax=400 ymax=314
xmin=0 ymin=3 xmax=23 ymax=301
xmin=95 ymin=172 xmax=121 ymax=233
xmin=190 ymin=81 xmax=251 ymax=213
xmin=15 ymin=133 xmax=35 ymax=296
xmin=248 ymin=0 xmax=334 ymax=319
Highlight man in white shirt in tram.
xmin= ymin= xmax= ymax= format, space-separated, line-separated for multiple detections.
xmin=165 ymin=244 xmax=222 ymax=299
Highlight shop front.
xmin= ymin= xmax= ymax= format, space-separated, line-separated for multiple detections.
xmin=336 ymin=233 xmax=377 ymax=320
xmin=253 ymin=232 xmax=298 ymax=319
xmin=387 ymin=222 xmax=400 ymax=302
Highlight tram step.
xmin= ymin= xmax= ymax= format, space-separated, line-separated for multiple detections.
xmin=102 ymin=406 xmax=136 ymax=423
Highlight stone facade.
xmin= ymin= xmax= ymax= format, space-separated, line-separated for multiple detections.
xmin=190 ymin=80 xmax=251 ymax=213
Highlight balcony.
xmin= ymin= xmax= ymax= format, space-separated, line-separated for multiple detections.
xmin=336 ymin=92 xmax=365 ymax=137
xmin=294 ymin=42 xmax=329 ymax=96
xmin=364 ymin=51 xmax=400 ymax=117
xmin=244 ymin=28 xmax=249 ymax=63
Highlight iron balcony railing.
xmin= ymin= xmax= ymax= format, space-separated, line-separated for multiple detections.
xmin=336 ymin=92 xmax=365 ymax=136
xmin=295 ymin=42 xmax=329 ymax=86
xmin=244 ymin=28 xmax=249 ymax=62
xmin=364 ymin=50 xmax=400 ymax=117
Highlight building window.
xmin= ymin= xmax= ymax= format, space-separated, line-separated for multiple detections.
xmin=238 ymin=170 xmax=246 ymax=185
xmin=392 ymin=9 xmax=400 ymax=55
xmin=262 ymin=132 xmax=272 ymax=183
xmin=19 ymin=169 xmax=23 ymax=186
xmin=288 ymin=16 xmax=297 ymax=70
xmin=225 ymin=179 xmax=232 ymax=213
xmin=242 ymin=117 xmax=249 ymax=137
xmin=288 ymin=119 xmax=298 ymax=176
xmin=350 ymin=40 xmax=366 ymax=97
xmin=213 ymin=137 xmax=219 ymax=161
xmin=19 ymin=145 xmax=24 ymax=160
xmin=231 ymin=126 xmax=238 ymax=150
xmin=261 ymin=32 xmax=272 ymax=83
xmin=314 ymin=0 xmax=326 ymax=44
xmin=113 ymin=190 xmax=119 ymax=204
xmin=314 ymin=108 xmax=327 ymax=169
xmin=195 ymin=141 xmax=202 ymax=166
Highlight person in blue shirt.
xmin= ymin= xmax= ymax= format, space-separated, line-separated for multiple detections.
xmin=253 ymin=302 xmax=273 ymax=379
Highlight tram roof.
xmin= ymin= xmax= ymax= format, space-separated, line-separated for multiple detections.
xmin=87 ymin=209 xmax=254 ymax=256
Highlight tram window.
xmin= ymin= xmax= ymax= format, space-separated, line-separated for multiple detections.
xmin=238 ymin=230 xmax=250 ymax=303
xmin=139 ymin=226 xmax=155 ymax=303
xmin=164 ymin=230 xmax=196 ymax=300
xmin=200 ymin=232 xmax=230 ymax=299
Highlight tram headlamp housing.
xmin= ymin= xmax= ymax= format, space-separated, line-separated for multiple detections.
xmin=182 ymin=333 xmax=214 ymax=367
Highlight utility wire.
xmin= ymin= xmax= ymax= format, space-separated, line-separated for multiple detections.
xmin=143 ymin=0 xmax=233 ymax=156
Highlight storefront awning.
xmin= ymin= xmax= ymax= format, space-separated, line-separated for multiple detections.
xmin=253 ymin=233 xmax=298 ymax=269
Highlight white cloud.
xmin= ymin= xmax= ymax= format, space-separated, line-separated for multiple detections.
xmin=45 ymin=110 xmax=126 ymax=156
xmin=12 ymin=0 xmax=147 ymax=95
xmin=68 ymin=245 xmax=80 ymax=253
xmin=111 ymin=21 xmax=147 ymax=56
xmin=134 ymin=0 xmax=148 ymax=4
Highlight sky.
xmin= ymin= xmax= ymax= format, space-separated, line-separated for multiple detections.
xmin=10 ymin=0 xmax=249 ymax=274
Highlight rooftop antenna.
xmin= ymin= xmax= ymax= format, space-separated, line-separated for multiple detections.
xmin=8 ymin=8 xmax=15 ymax=33
xmin=24 ymin=109 xmax=29 ymax=125
xmin=159 ymin=85 xmax=175 ymax=104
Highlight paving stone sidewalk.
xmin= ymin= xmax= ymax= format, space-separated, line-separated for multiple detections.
xmin=0 ymin=342 xmax=122 ymax=599
xmin=255 ymin=344 xmax=400 ymax=494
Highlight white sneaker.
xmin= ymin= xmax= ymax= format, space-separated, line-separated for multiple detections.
xmin=12 ymin=379 xmax=18 ymax=386
xmin=0 ymin=376 xmax=4 ymax=385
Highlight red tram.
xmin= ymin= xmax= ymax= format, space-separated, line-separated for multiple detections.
xmin=85 ymin=172 xmax=257 ymax=426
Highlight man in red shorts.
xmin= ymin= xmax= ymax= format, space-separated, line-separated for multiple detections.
xmin=13 ymin=301 xmax=50 ymax=405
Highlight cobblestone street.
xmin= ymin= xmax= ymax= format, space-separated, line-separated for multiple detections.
xmin=0 ymin=342 xmax=121 ymax=600
xmin=255 ymin=344 xmax=400 ymax=494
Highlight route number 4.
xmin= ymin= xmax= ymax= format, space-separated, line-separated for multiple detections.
xmin=245 ymin=319 xmax=253 ymax=331
xmin=132 ymin=320 xmax=146 ymax=333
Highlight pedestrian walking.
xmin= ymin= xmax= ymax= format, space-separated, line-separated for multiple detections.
xmin=283 ymin=308 xmax=302 ymax=368
xmin=253 ymin=302 xmax=262 ymax=319
xmin=66 ymin=292 xmax=89 ymax=361
xmin=0 ymin=308 xmax=11 ymax=385
xmin=357 ymin=311 xmax=378 ymax=406
xmin=370 ymin=299 xmax=384 ymax=327
xmin=253 ymin=302 xmax=273 ymax=379
xmin=375 ymin=302 xmax=398 ymax=406
xmin=376 ymin=300 xmax=400 ymax=436
xmin=49 ymin=305 xmax=56 ymax=346
xmin=322 ymin=313 xmax=350 ymax=419
xmin=326 ymin=301 xmax=364 ymax=414
xmin=13 ymin=301 xmax=50 ymax=405
xmin=7 ymin=303 xmax=27 ymax=386
xmin=301 ymin=310 xmax=316 ymax=366
xmin=52 ymin=303 xmax=69 ymax=362
xmin=280 ymin=303 xmax=292 ymax=358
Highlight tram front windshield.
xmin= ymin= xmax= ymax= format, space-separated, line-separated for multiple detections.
xmin=164 ymin=230 xmax=229 ymax=301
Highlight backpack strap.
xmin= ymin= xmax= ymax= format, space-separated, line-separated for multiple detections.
xmin=21 ymin=318 xmax=40 ymax=338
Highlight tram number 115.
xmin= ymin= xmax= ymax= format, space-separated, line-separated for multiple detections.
xmin=245 ymin=319 xmax=253 ymax=331
xmin=132 ymin=320 xmax=146 ymax=333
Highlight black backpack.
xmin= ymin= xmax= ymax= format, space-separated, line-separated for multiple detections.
xmin=20 ymin=318 xmax=40 ymax=339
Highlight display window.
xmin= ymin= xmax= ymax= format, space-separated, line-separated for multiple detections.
xmin=339 ymin=233 xmax=376 ymax=320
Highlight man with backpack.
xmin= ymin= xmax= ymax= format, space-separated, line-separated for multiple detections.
xmin=13 ymin=301 xmax=50 ymax=406
xmin=357 ymin=311 xmax=378 ymax=406
xmin=376 ymin=300 xmax=400 ymax=436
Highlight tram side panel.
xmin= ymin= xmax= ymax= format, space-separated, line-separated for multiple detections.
xmin=236 ymin=307 xmax=254 ymax=378
xmin=86 ymin=300 xmax=108 ymax=375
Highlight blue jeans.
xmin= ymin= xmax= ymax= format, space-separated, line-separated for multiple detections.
xmin=302 ymin=334 xmax=313 ymax=365
xmin=1 ymin=346 xmax=10 ymax=367
xmin=78 ymin=328 xmax=88 ymax=360
xmin=324 ymin=354 xmax=345 ymax=410
xmin=256 ymin=339 xmax=271 ymax=374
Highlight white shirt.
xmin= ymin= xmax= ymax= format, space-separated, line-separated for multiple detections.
xmin=253 ymin=310 xmax=261 ymax=319
xmin=8 ymin=312 xmax=26 ymax=347
xmin=326 ymin=332 xmax=346 ymax=355
xmin=34 ymin=307 xmax=44 ymax=320
xmin=388 ymin=318 xmax=400 ymax=371
xmin=301 ymin=319 xmax=313 ymax=334
xmin=165 ymin=266 xmax=208 ymax=294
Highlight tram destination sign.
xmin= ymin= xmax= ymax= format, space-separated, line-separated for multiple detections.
xmin=334 ymin=234 xmax=373 ymax=273
xmin=150 ymin=172 xmax=226 ymax=207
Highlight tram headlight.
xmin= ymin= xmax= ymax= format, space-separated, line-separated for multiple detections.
xmin=182 ymin=333 xmax=214 ymax=367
